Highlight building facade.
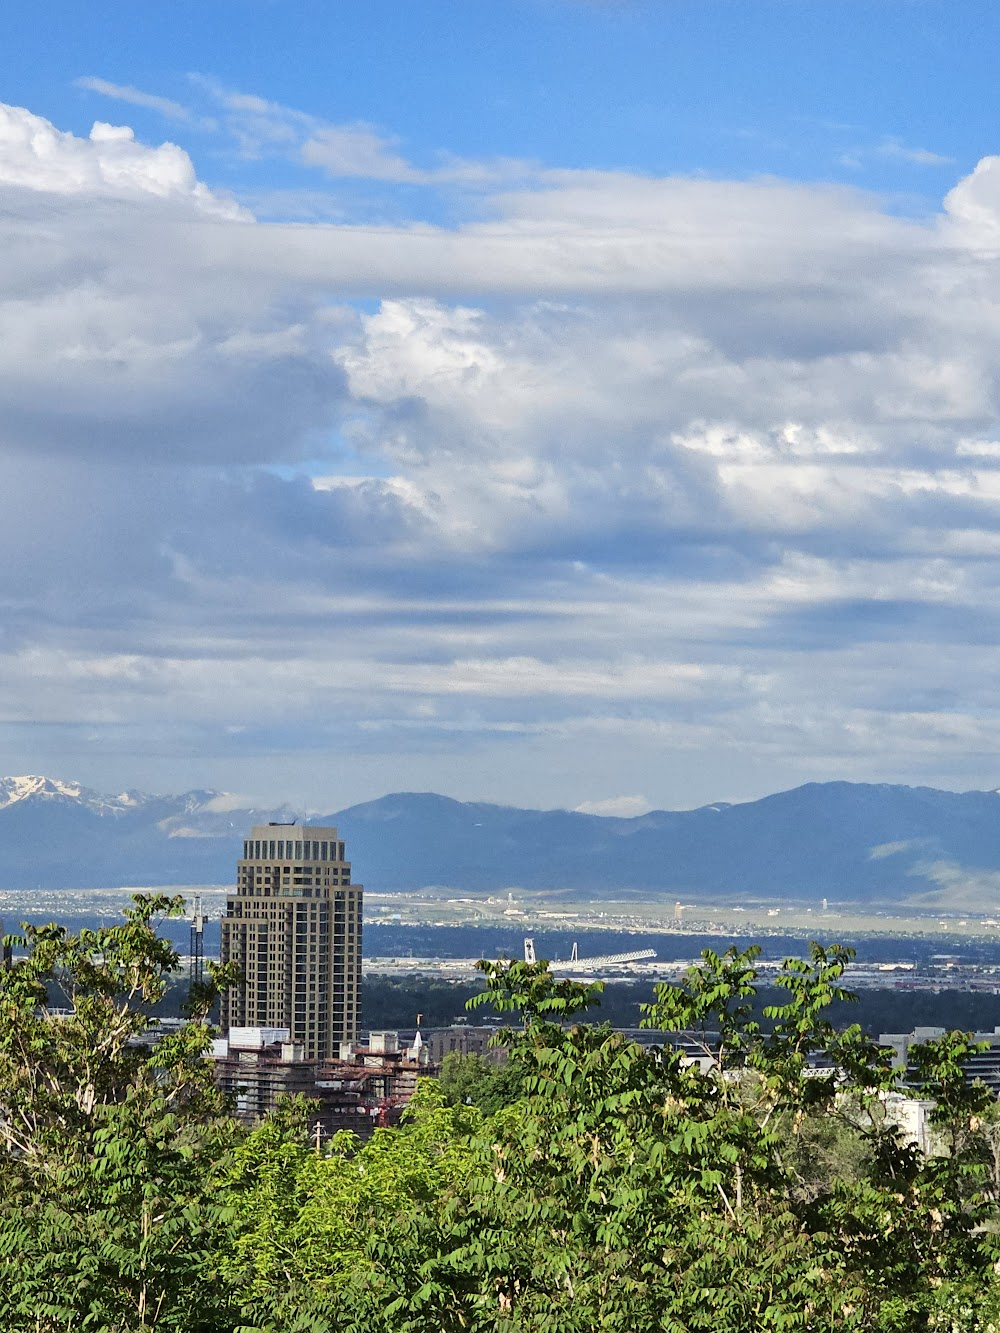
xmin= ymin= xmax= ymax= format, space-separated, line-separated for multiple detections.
xmin=220 ymin=823 xmax=363 ymax=1059
xmin=881 ymin=1024 xmax=1000 ymax=1094
xmin=424 ymin=1025 xmax=507 ymax=1066
xmin=212 ymin=1026 xmax=425 ymax=1141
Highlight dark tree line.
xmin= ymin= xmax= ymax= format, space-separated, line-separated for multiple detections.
xmin=362 ymin=972 xmax=1000 ymax=1037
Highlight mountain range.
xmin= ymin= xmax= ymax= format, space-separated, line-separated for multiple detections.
xmin=3 ymin=774 xmax=1000 ymax=908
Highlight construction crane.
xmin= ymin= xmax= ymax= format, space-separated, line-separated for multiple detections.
xmin=523 ymin=937 xmax=656 ymax=972
xmin=189 ymin=895 xmax=207 ymax=988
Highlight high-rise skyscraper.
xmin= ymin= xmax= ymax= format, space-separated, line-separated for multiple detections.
xmin=220 ymin=823 xmax=363 ymax=1058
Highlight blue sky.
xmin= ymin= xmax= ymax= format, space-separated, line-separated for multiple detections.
xmin=6 ymin=1 xmax=994 ymax=194
xmin=3 ymin=1 xmax=1000 ymax=814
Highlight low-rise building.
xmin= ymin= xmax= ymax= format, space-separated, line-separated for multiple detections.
xmin=212 ymin=1026 xmax=428 ymax=1141
xmin=423 ymin=1024 xmax=506 ymax=1065
xmin=880 ymin=1025 xmax=1000 ymax=1093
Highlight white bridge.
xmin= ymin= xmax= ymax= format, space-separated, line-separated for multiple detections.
xmin=523 ymin=937 xmax=656 ymax=971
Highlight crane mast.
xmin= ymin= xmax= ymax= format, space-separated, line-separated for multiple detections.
xmin=189 ymin=895 xmax=206 ymax=988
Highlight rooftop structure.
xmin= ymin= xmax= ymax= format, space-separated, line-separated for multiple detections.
xmin=212 ymin=1025 xmax=425 ymax=1139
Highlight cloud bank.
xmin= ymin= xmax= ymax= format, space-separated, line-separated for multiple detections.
xmin=5 ymin=98 xmax=1000 ymax=810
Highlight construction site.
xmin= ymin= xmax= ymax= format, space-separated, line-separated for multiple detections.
xmin=211 ymin=1026 xmax=427 ymax=1142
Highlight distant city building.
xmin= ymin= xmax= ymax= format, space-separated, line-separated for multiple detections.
xmin=881 ymin=1092 xmax=937 ymax=1156
xmin=220 ymin=823 xmax=362 ymax=1059
xmin=424 ymin=1025 xmax=506 ymax=1065
xmin=881 ymin=1025 xmax=1000 ymax=1094
xmin=211 ymin=1025 xmax=426 ymax=1139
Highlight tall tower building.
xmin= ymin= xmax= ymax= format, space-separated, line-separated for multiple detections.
xmin=220 ymin=824 xmax=363 ymax=1059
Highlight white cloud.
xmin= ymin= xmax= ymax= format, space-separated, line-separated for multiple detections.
xmin=300 ymin=122 xmax=538 ymax=187
xmin=74 ymin=76 xmax=197 ymax=125
xmin=943 ymin=155 xmax=1000 ymax=249
xmin=0 ymin=102 xmax=244 ymax=217
xmin=838 ymin=136 xmax=953 ymax=172
xmin=173 ymin=77 xmax=538 ymax=186
xmin=184 ymin=76 xmax=320 ymax=159
xmin=875 ymin=136 xmax=953 ymax=166
xmin=6 ymin=98 xmax=1000 ymax=808
xmin=956 ymin=438 xmax=1000 ymax=458
xmin=301 ymin=123 xmax=424 ymax=182
xmin=574 ymin=795 xmax=653 ymax=817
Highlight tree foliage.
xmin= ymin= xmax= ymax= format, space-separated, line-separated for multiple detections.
xmin=222 ymin=946 xmax=1000 ymax=1332
xmin=3 ymin=905 xmax=1000 ymax=1330
xmin=0 ymin=895 xmax=240 ymax=1332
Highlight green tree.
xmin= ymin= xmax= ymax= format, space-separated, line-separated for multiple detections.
xmin=437 ymin=1050 xmax=526 ymax=1114
xmin=11 ymin=911 xmax=1000 ymax=1332
xmin=0 ymin=894 xmax=241 ymax=1333
xmin=225 ymin=1081 xmax=483 ymax=1332
xmin=360 ymin=948 xmax=1000 ymax=1331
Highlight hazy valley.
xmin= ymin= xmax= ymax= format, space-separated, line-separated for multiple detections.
xmin=6 ymin=774 xmax=1000 ymax=913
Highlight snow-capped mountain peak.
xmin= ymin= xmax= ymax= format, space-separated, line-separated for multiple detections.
xmin=0 ymin=774 xmax=249 ymax=822
xmin=0 ymin=774 xmax=152 ymax=815
xmin=0 ymin=775 xmax=82 ymax=808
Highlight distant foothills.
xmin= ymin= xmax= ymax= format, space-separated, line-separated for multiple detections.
xmin=3 ymin=774 xmax=1000 ymax=910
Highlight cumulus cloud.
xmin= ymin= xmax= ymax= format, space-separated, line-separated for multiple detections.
xmin=5 ymin=96 xmax=1000 ymax=808
xmin=943 ymin=156 xmax=1000 ymax=249
xmin=0 ymin=102 xmax=243 ymax=216
xmin=0 ymin=104 xmax=352 ymax=467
